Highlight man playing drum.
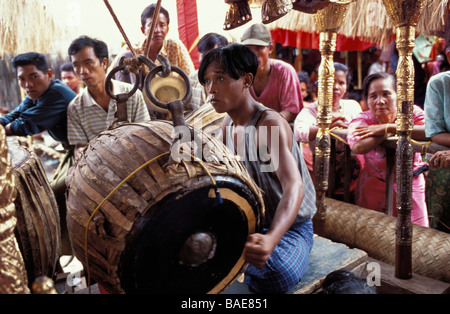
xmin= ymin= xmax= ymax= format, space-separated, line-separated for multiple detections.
xmin=198 ymin=43 xmax=317 ymax=293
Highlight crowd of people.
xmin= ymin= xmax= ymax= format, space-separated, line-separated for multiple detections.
xmin=1 ymin=2 xmax=449 ymax=294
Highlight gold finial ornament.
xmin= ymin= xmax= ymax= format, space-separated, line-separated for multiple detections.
xmin=311 ymin=1 xmax=350 ymax=236
xmin=261 ymin=0 xmax=293 ymax=24
xmin=313 ymin=1 xmax=350 ymax=32
xmin=381 ymin=0 xmax=426 ymax=280
xmin=0 ymin=127 xmax=30 ymax=294
xmin=382 ymin=0 xmax=426 ymax=28
xmin=224 ymin=0 xmax=252 ymax=30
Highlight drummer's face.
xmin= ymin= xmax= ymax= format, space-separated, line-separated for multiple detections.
xmin=17 ymin=65 xmax=52 ymax=100
xmin=203 ymin=61 xmax=247 ymax=113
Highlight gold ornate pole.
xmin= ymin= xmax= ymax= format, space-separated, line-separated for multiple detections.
xmin=311 ymin=2 xmax=350 ymax=236
xmin=0 ymin=127 xmax=29 ymax=294
xmin=382 ymin=0 xmax=426 ymax=280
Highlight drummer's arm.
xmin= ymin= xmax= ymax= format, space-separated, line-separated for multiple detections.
xmin=245 ymin=115 xmax=304 ymax=268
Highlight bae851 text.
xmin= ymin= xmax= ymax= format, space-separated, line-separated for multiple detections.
xmin=225 ymin=298 xmax=267 ymax=309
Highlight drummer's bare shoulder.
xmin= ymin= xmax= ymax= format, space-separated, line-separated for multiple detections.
xmin=258 ymin=110 xmax=292 ymax=135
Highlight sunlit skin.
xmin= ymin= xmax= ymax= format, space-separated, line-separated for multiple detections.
xmin=141 ymin=13 xmax=169 ymax=62
xmin=4 ymin=65 xmax=53 ymax=135
xmin=351 ymin=77 xmax=427 ymax=154
xmin=245 ymin=44 xmax=297 ymax=122
xmin=203 ymin=60 xmax=305 ymax=268
xmin=61 ymin=70 xmax=82 ymax=94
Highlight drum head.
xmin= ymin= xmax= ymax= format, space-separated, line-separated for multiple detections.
xmin=119 ymin=176 xmax=262 ymax=294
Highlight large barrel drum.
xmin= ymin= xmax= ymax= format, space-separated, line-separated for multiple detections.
xmin=6 ymin=137 xmax=61 ymax=286
xmin=66 ymin=120 xmax=264 ymax=294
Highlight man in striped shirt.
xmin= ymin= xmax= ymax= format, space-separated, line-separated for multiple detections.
xmin=67 ymin=36 xmax=150 ymax=161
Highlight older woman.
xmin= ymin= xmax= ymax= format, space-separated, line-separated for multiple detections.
xmin=347 ymin=72 xmax=429 ymax=227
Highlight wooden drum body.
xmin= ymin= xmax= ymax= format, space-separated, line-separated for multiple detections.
xmin=66 ymin=120 xmax=264 ymax=294
xmin=185 ymin=103 xmax=226 ymax=137
xmin=7 ymin=137 xmax=61 ymax=285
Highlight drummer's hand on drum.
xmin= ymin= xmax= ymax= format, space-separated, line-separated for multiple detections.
xmin=244 ymin=233 xmax=277 ymax=268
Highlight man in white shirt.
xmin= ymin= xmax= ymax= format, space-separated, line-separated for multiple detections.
xmin=67 ymin=36 xmax=150 ymax=161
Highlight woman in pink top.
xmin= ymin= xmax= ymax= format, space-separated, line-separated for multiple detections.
xmin=347 ymin=72 xmax=429 ymax=227
xmin=294 ymin=63 xmax=364 ymax=193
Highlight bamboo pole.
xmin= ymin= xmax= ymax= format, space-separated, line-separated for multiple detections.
xmin=381 ymin=0 xmax=427 ymax=280
xmin=311 ymin=2 xmax=350 ymax=236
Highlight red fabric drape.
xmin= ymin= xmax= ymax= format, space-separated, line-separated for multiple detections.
xmin=177 ymin=0 xmax=200 ymax=69
xmin=270 ymin=28 xmax=377 ymax=52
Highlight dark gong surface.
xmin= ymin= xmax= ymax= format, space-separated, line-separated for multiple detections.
xmin=119 ymin=176 xmax=261 ymax=294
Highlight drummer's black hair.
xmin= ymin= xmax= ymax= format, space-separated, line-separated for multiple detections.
xmin=362 ymin=72 xmax=396 ymax=102
xmin=198 ymin=43 xmax=259 ymax=86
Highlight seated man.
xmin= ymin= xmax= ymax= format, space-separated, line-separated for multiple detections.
xmin=198 ymin=43 xmax=317 ymax=293
xmin=241 ymin=23 xmax=303 ymax=123
xmin=67 ymin=36 xmax=151 ymax=162
xmin=0 ymin=52 xmax=76 ymax=144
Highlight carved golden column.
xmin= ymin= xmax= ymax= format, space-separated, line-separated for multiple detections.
xmin=382 ymin=0 xmax=426 ymax=280
xmin=312 ymin=2 xmax=350 ymax=236
xmin=0 ymin=127 xmax=29 ymax=294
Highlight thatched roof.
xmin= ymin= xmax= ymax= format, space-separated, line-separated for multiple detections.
xmin=266 ymin=0 xmax=449 ymax=46
xmin=0 ymin=0 xmax=75 ymax=56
